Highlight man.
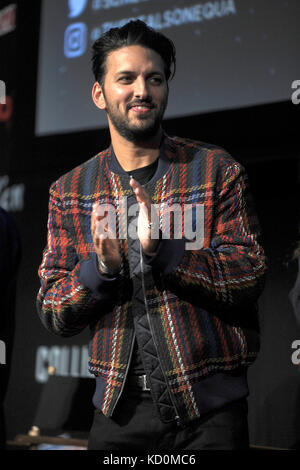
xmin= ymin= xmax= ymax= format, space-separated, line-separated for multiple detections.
xmin=37 ymin=20 xmax=266 ymax=450
xmin=0 ymin=207 xmax=20 ymax=449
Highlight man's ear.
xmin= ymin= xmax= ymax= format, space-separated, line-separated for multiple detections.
xmin=92 ymin=82 xmax=106 ymax=110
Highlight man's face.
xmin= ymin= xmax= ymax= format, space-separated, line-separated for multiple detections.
xmin=99 ymin=45 xmax=169 ymax=142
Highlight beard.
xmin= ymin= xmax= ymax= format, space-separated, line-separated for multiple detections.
xmin=104 ymin=94 xmax=168 ymax=143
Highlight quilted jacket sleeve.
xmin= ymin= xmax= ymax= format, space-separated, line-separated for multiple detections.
xmin=145 ymin=160 xmax=267 ymax=310
xmin=36 ymin=182 xmax=119 ymax=337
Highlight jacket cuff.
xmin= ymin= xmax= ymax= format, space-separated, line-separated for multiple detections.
xmin=143 ymin=238 xmax=186 ymax=274
xmin=79 ymin=252 xmax=118 ymax=299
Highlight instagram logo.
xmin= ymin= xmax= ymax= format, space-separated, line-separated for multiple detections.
xmin=64 ymin=23 xmax=87 ymax=58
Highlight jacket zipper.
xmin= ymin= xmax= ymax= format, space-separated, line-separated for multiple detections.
xmin=139 ymin=244 xmax=182 ymax=427
xmin=109 ymin=327 xmax=136 ymax=416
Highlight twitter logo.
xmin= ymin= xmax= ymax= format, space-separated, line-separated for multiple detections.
xmin=68 ymin=0 xmax=88 ymax=18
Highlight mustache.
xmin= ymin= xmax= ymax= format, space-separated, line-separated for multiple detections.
xmin=127 ymin=100 xmax=155 ymax=111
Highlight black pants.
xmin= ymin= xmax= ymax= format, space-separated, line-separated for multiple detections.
xmin=88 ymin=386 xmax=249 ymax=451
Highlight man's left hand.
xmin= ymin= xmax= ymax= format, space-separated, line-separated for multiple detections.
xmin=129 ymin=177 xmax=159 ymax=256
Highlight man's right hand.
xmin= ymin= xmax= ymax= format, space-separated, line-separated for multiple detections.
xmin=91 ymin=202 xmax=121 ymax=274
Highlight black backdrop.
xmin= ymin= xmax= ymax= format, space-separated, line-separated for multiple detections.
xmin=1 ymin=0 xmax=300 ymax=449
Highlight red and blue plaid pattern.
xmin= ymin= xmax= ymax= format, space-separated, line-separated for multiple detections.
xmin=37 ymin=134 xmax=266 ymax=421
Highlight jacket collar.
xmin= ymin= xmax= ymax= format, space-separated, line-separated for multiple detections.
xmin=107 ymin=132 xmax=172 ymax=188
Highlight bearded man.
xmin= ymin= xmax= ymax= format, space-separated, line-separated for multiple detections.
xmin=37 ymin=20 xmax=266 ymax=450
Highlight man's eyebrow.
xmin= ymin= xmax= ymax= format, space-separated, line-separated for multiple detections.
xmin=116 ymin=70 xmax=134 ymax=75
xmin=115 ymin=70 xmax=164 ymax=76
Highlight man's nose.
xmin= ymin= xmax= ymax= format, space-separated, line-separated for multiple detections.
xmin=133 ymin=77 xmax=149 ymax=99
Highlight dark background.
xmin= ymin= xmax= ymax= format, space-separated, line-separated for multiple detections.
xmin=1 ymin=0 xmax=300 ymax=449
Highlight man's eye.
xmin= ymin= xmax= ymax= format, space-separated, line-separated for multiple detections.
xmin=150 ymin=77 xmax=163 ymax=85
xmin=119 ymin=76 xmax=132 ymax=83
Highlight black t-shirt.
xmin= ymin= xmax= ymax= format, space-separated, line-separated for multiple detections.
xmin=126 ymin=157 xmax=159 ymax=375
xmin=126 ymin=157 xmax=159 ymax=185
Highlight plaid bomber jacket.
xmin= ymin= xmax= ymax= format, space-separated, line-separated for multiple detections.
xmin=37 ymin=134 xmax=266 ymax=423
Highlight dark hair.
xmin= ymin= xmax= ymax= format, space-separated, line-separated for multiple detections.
xmin=92 ymin=20 xmax=176 ymax=86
